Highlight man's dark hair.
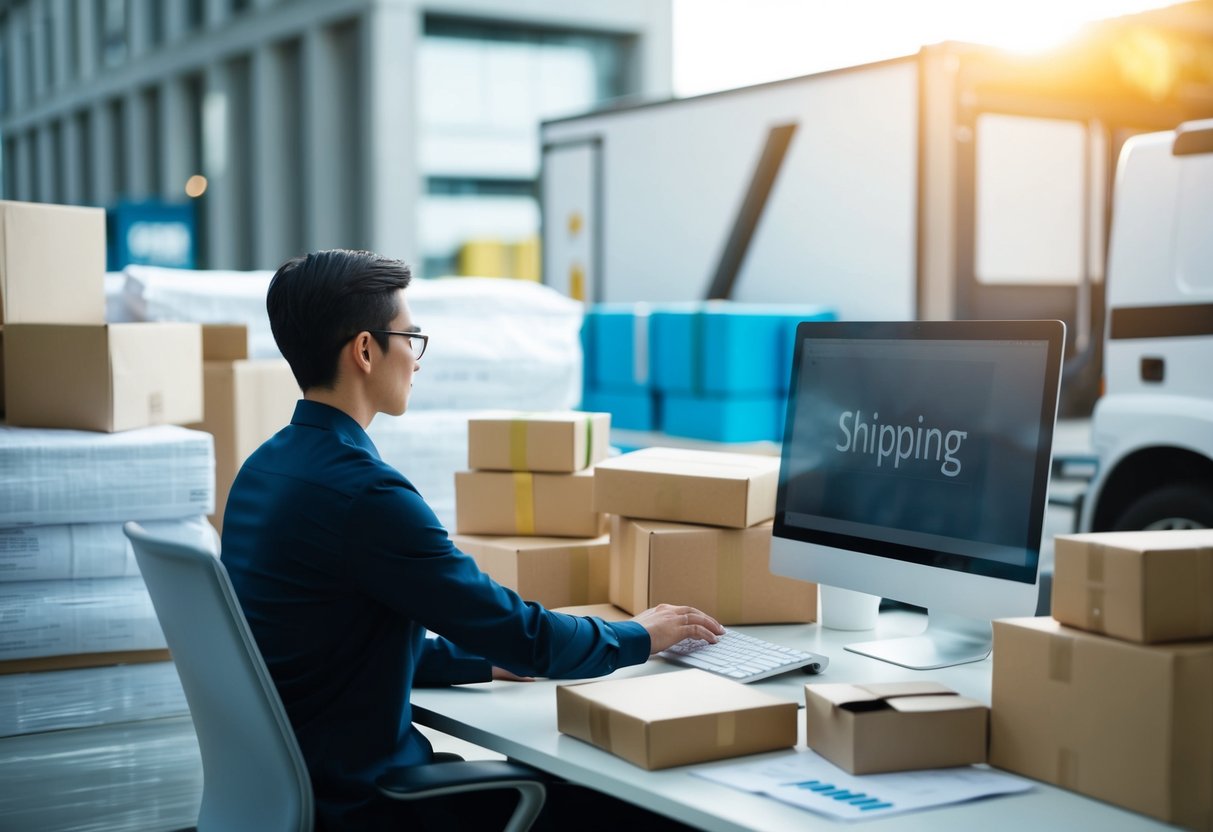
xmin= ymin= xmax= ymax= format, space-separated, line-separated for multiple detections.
xmin=267 ymin=249 xmax=412 ymax=391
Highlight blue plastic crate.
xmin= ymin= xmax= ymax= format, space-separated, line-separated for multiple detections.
xmin=661 ymin=392 xmax=784 ymax=443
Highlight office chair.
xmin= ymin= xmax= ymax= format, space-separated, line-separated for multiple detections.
xmin=124 ymin=521 xmax=547 ymax=832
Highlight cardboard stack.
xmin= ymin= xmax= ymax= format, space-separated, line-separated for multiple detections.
xmin=990 ymin=529 xmax=1213 ymax=830
xmin=0 ymin=199 xmax=215 ymax=675
xmin=581 ymin=301 xmax=835 ymax=440
xmin=453 ymin=412 xmax=613 ymax=609
xmin=594 ymin=447 xmax=816 ymax=625
xmin=186 ymin=324 xmax=298 ymax=531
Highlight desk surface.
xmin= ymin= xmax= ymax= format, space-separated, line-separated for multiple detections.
xmin=413 ymin=610 xmax=1174 ymax=832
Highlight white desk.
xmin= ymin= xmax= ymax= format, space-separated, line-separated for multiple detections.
xmin=413 ymin=610 xmax=1173 ymax=831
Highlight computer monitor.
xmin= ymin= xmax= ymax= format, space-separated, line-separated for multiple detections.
xmin=770 ymin=320 xmax=1065 ymax=669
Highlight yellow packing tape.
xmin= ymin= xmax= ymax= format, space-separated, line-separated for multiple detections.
xmin=716 ymin=531 xmax=744 ymax=624
xmin=513 ymin=472 xmax=535 ymax=535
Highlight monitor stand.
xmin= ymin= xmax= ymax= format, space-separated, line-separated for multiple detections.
xmin=843 ymin=611 xmax=992 ymax=670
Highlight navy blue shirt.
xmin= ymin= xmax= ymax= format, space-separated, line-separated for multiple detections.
xmin=221 ymin=400 xmax=650 ymax=824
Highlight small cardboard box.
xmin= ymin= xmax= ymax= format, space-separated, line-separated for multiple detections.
xmin=805 ymin=681 xmax=987 ymax=774
xmin=4 ymin=323 xmax=203 ymax=432
xmin=0 ymin=200 xmax=106 ymax=325
xmin=593 ymin=446 xmax=779 ymax=528
xmin=551 ymin=603 xmax=632 ymax=622
xmin=455 ymin=469 xmax=605 ymax=538
xmin=609 ymin=516 xmax=815 ymax=624
xmin=453 ymin=534 xmax=609 ymax=609
xmin=990 ymin=616 xmax=1213 ymax=829
xmin=467 ymin=411 xmax=610 ymax=473
xmin=1053 ymin=530 xmax=1213 ymax=643
xmin=188 ymin=357 xmax=298 ymax=530
xmin=557 ymin=668 xmax=798 ymax=769
xmin=201 ymin=323 xmax=250 ymax=361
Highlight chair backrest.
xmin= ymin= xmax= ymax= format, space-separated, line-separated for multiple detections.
xmin=125 ymin=521 xmax=314 ymax=832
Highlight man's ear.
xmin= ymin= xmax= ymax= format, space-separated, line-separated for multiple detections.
xmin=351 ymin=332 xmax=374 ymax=374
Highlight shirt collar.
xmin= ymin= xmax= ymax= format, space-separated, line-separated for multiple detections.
xmin=290 ymin=399 xmax=381 ymax=459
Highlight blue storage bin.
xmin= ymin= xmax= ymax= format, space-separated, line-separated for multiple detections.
xmin=652 ymin=303 xmax=834 ymax=396
xmin=581 ymin=388 xmax=659 ymax=432
xmin=585 ymin=304 xmax=654 ymax=391
xmin=661 ymin=392 xmax=783 ymax=443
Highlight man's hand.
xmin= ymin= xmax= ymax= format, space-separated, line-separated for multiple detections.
xmin=492 ymin=667 xmax=535 ymax=682
xmin=632 ymin=604 xmax=725 ymax=654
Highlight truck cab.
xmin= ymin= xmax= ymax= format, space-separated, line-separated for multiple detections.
xmin=1078 ymin=119 xmax=1213 ymax=531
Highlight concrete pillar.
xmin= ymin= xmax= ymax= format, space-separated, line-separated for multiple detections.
xmin=76 ymin=0 xmax=98 ymax=78
xmin=127 ymin=0 xmax=151 ymax=58
xmin=29 ymin=0 xmax=48 ymax=102
xmin=61 ymin=112 xmax=85 ymax=204
xmin=158 ymin=76 xmax=193 ymax=200
xmin=203 ymin=63 xmax=236 ymax=268
xmin=205 ymin=0 xmax=228 ymax=30
xmin=359 ymin=1 xmax=418 ymax=261
xmin=251 ymin=42 xmax=300 ymax=267
xmin=163 ymin=0 xmax=188 ymax=44
xmin=36 ymin=122 xmax=57 ymax=202
xmin=50 ymin=0 xmax=70 ymax=89
xmin=9 ymin=6 xmax=29 ymax=112
xmin=13 ymin=132 xmax=34 ymax=202
xmin=125 ymin=88 xmax=152 ymax=199
xmin=301 ymin=25 xmax=343 ymax=251
xmin=89 ymin=101 xmax=115 ymax=206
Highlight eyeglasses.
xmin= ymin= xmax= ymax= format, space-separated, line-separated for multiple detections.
xmin=366 ymin=330 xmax=428 ymax=359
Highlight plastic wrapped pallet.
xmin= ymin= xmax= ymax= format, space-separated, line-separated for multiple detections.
xmin=0 ymin=516 xmax=215 ymax=581
xmin=367 ymin=410 xmax=493 ymax=531
xmin=0 ymin=425 xmax=215 ymax=527
xmin=122 ymin=266 xmax=584 ymax=411
xmin=0 ymin=578 xmax=167 ymax=666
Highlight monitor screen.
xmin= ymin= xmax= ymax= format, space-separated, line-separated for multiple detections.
xmin=773 ymin=321 xmax=1063 ymax=586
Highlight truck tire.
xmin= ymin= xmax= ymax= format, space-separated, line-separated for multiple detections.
xmin=1112 ymin=482 xmax=1213 ymax=531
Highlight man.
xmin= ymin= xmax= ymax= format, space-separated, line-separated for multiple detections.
xmin=221 ymin=249 xmax=723 ymax=831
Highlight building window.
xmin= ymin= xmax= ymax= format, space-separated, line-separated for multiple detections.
xmin=417 ymin=17 xmax=635 ymax=278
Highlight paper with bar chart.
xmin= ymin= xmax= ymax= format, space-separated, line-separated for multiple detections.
xmin=693 ymin=751 xmax=1032 ymax=821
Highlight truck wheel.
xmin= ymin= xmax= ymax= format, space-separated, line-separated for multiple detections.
xmin=1112 ymin=483 xmax=1213 ymax=531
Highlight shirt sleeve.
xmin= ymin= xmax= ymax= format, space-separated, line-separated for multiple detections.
xmin=342 ymin=477 xmax=651 ymax=679
xmin=414 ymin=636 xmax=493 ymax=687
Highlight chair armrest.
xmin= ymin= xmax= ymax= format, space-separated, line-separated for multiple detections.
xmin=378 ymin=760 xmax=547 ymax=798
xmin=378 ymin=761 xmax=548 ymax=832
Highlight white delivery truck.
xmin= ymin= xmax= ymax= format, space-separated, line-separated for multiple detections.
xmin=1077 ymin=119 xmax=1213 ymax=531
xmin=541 ymin=7 xmax=1213 ymax=415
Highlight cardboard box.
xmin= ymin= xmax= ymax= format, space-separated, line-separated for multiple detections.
xmin=660 ymin=392 xmax=784 ymax=443
xmin=990 ymin=616 xmax=1213 ymax=829
xmin=1053 ymin=530 xmax=1213 ymax=643
xmin=557 ymin=668 xmax=798 ymax=769
xmin=580 ymin=387 xmax=657 ymax=432
xmin=455 ymin=469 xmax=605 ymax=537
xmin=201 ymin=323 xmax=250 ymax=361
xmin=0 ymin=200 xmax=106 ymax=325
xmin=188 ymin=358 xmax=298 ymax=530
xmin=453 ymin=534 xmax=609 ymax=609
xmin=467 ymin=411 xmax=610 ymax=473
xmin=4 ymin=323 xmax=203 ymax=432
xmin=609 ymin=517 xmax=815 ymax=624
xmin=593 ymin=447 xmax=779 ymax=528
xmin=551 ymin=603 xmax=632 ymax=622
xmin=804 ymin=681 xmax=987 ymax=774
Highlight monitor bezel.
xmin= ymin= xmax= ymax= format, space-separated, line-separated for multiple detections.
xmin=772 ymin=319 xmax=1065 ymax=586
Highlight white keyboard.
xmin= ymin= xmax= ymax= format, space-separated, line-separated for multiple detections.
xmin=658 ymin=629 xmax=829 ymax=683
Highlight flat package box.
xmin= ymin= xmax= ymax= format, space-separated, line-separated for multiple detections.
xmin=189 ymin=357 xmax=298 ymax=530
xmin=453 ymin=534 xmax=609 ymax=609
xmin=455 ymin=469 xmax=605 ymax=538
xmin=990 ymin=616 xmax=1213 ymax=830
xmin=610 ymin=517 xmax=815 ymax=624
xmin=467 ymin=411 xmax=610 ymax=473
xmin=1053 ymin=529 xmax=1213 ymax=643
xmin=557 ymin=668 xmax=797 ymax=770
xmin=4 ymin=323 xmax=203 ymax=432
xmin=805 ymin=681 xmax=987 ymax=774
xmin=0 ymin=200 xmax=106 ymax=325
xmin=593 ymin=447 xmax=779 ymax=528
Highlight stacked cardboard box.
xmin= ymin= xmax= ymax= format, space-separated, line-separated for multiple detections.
xmin=453 ymin=412 xmax=612 ymax=608
xmin=594 ymin=447 xmax=816 ymax=625
xmin=0 ymin=200 xmax=214 ymax=675
xmin=185 ymin=324 xmax=298 ymax=531
xmin=990 ymin=530 xmax=1213 ymax=830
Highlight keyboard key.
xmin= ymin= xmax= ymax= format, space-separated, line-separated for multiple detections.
xmin=657 ymin=629 xmax=830 ymax=683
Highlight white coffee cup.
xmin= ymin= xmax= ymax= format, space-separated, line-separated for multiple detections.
xmin=819 ymin=585 xmax=881 ymax=631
